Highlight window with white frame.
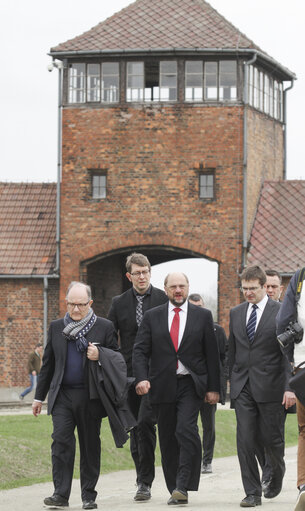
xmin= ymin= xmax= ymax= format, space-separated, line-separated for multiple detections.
xmin=102 ymin=63 xmax=119 ymax=103
xmin=127 ymin=60 xmax=177 ymax=102
xmin=69 ymin=63 xmax=86 ymax=103
xmin=248 ymin=65 xmax=283 ymax=121
xmin=68 ymin=63 xmax=119 ymax=104
xmin=204 ymin=62 xmax=218 ymax=100
xmin=87 ymin=64 xmax=100 ymax=102
xmin=185 ymin=61 xmax=203 ymax=101
xmin=204 ymin=61 xmax=237 ymax=101
xmin=92 ymin=174 xmax=107 ymax=199
xmin=199 ymin=173 xmax=214 ymax=199
xmin=219 ymin=61 xmax=237 ymax=100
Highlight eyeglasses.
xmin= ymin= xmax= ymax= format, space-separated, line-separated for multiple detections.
xmin=240 ymin=286 xmax=261 ymax=292
xmin=130 ymin=270 xmax=150 ymax=277
xmin=67 ymin=302 xmax=89 ymax=310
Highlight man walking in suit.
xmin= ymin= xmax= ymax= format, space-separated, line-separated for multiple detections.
xmin=108 ymin=253 xmax=168 ymax=501
xmin=229 ymin=266 xmax=295 ymax=508
xmin=133 ymin=272 xmax=220 ymax=506
xmin=32 ymin=281 xmax=119 ymax=510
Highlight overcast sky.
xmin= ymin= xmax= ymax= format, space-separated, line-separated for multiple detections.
xmin=1 ymin=0 xmax=304 ymax=182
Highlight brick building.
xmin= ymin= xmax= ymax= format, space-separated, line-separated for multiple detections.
xmin=0 ymin=0 xmax=296 ymax=393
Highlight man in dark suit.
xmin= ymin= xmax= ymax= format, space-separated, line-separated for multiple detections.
xmin=188 ymin=293 xmax=228 ymax=474
xmin=108 ymin=252 xmax=168 ymax=501
xmin=229 ymin=265 xmax=296 ymax=508
xmin=32 ymin=281 xmax=118 ymax=510
xmin=133 ymin=272 xmax=220 ymax=506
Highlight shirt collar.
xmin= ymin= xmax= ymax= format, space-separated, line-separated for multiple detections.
xmin=249 ymin=293 xmax=268 ymax=311
xmin=169 ymin=300 xmax=188 ymax=313
xmin=133 ymin=284 xmax=152 ymax=298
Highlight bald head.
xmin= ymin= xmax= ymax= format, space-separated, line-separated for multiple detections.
xmin=164 ymin=272 xmax=189 ymax=307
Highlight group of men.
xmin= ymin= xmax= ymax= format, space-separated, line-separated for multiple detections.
xmin=31 ymin=254 xmax=302 ymax=510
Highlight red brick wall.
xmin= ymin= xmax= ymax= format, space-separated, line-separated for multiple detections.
xmin=0 ymin=279 xmax=59 ymax=387
xmin=60 ymin=104 xmax=245 ymax=332
xmin=246 ymin=108 xmax=284 ymax=235
xmin=59 ymin=103 xmax=285 ymax=333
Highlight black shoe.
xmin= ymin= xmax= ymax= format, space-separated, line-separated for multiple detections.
xmin=240 ymin=495 xmax=262 ymax=507
xmin=44 ymin=494 xmax=69 ymax=507
xmin=261 ymin=479 xmax=271 ymax=492
xmin=264 ymin=484 xmax=282 ymax=499
xmin=264 ymin=475 xmax=283 ymax=499
xmin=171 ymin=488 xmax=188 ymax=502
xmin=167 ymin=496 xmax=188 ymax=505
xmin=134 ymin=483 xmax=151 ymax=501
xmin=82 ymin=501 xmax=97 ymax=510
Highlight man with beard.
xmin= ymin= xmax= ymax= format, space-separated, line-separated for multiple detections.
xmin=133 ymin=272 xmax=220 ymax=506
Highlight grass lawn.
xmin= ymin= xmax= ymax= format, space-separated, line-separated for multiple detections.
xmin=0 ymin=409 xmax=299 ymax=490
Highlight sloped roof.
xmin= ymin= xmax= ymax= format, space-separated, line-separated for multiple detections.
xmin=52 ymin=0 xmax=258 ymax=53
xmin=50 ymin=0 xmax=294 ymax=78
xmin=247 ymin=180 xmax=305 ymax=275
xmin=0 ymin=183 xmax=57 ymax=276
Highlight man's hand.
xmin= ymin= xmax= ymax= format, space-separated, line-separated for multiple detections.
xmin=205 ymin=391 xmax=219 ymax=405
xmin=32 ymin=400 xmax=42 ymax=417
xmin=136 ymin=380 xmax=150 ymax=395
xmin=87 ymin=343 xmax=99 ymax=361
xmin=282 ymin=390 xmax=296 ymax=409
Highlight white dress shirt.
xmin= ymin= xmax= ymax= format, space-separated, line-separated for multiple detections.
xmin=246 ymin=294 xmax=268 ymax=332
xmin=168 ymin=300 xmax=189 ymax=375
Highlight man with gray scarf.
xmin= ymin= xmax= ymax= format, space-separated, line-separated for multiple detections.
xmin=32 ymin=281 xmax=118 ymax=510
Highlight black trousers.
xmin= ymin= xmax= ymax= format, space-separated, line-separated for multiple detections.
xmin=128 ymin=387 xmax=156 ymax=486
xmin=153 ymin=375 xmax=202 ymax=494
xmin=51 ymin=388 xmax=102 ymax=501
xmin=234 ymin=381 xmax=285 ymax=496
xmin=200 ymin=402 xmax=216 ymax=465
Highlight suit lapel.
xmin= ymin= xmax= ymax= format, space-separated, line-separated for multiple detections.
xmin=253 ymin=298 xmax=273 ymax=340
xmin=162 ymin=303 xmax=177 ymax=352
xmin=240 ymin=302 xmax=249 ymax=341
xmin=178 ymin=307 xmax=193 ymax=349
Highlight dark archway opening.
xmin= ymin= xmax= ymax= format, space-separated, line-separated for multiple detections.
xmin=84 ymin=245 xmax=216 ymax=317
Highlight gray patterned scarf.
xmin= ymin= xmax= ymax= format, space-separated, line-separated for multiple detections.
xmin=63 ymin=308 xmax=97 ymax=352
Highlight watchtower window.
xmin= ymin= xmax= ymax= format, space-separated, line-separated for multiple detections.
xmin=219 ymin=61 xmax=237 ymax=100
xmin=102 ymin=63 xmax=119 ymax=103
xmin=87 ymin=64 xmax=100 ymax=102
xmin=126 ymin=60 xmax=177 ymax=102
xmin=185 ymin=61 xmax=203 ymax=101
xmin=69 ymin=63 xmax=119 ymax=104
xmin=69 ymin=63 xmax=86 ymax=103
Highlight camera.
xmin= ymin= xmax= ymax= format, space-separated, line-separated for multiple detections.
xmin=277 ymin=321 xmax=303 ymax=348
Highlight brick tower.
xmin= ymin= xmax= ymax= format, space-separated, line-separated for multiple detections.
xmin=49 ymin=0 xmax=295 ymax=329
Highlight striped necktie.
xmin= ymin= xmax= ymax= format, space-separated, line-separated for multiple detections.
xmin=135 ymin=294 xmax=145 ymax=327
xmin=246 ymin=304 xmax=258 ymax=342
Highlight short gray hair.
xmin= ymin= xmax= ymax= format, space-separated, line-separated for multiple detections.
xmin=66 ymin=281 xmax=92 ymax=300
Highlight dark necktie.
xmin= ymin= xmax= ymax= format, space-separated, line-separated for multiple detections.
xmin=246 ymin=304 xmax=258 ymax=342
xmin=136 ymin=295 xmax=145 ymax=327
xmin=170 ymin=307 xmax=181 ymax=352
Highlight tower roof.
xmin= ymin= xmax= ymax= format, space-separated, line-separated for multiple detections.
xmin=50 ymin=0 xmax=294 ymax=79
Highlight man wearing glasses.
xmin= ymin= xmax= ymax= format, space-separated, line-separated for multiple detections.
xmin=108 ymin=253 xmax=168 ymax=502
xmin=32 ymin=281 xmax=118 ymax=510
xmin=229 ymin=266 xmax=295 ymax=508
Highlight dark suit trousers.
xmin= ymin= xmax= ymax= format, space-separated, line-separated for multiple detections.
xmin=153 ymin=375 xmax=202 ymax=494
xmin=234 ymin=382 xmax=285 ymax=496
xmin=200 ymin=402 xmax=216 ymax=465
xmin=128 ymin=387 xmax=156 ymax=486
xmin=51 ymin=388 xmax=102 ymax=501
